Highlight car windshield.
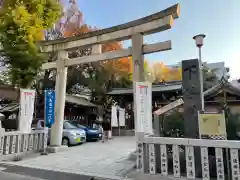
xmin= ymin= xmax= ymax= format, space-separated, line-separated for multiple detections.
xmin=63 ymin=121 xmax=78 ymax=129
xmin=76 ymin=124 xmax=86 ymax=129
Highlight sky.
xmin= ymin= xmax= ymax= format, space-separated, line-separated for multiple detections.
xmin=74 ymin=0 xmax=240 ymax=79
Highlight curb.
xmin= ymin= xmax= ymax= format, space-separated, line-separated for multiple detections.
xmin=127 ymin=151 xmax=137 ymax=162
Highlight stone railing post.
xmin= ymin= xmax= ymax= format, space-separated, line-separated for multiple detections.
xmin=50 ymin=50 xmax=68 ymax=146
xmin=0 ymin=128 xmax=5 ymax=155
xmin=28 ymin=134 xmax=34 ymax=151
xmin=43 ymin=127 xmax=48 ymax=150
xmin=16 ymin=134 xmax=22 ymax=153
xmin=9 ymin=134 xmax=17 ymax=154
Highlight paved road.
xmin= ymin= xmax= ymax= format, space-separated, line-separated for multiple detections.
xmin=0 ymin=165 xmax=101 ymax=180
xmin=0 ymin=164 xmax=116 ymax=180
xmin=0 ymin=171 xmax=45 ymax=180
xmin=1 ymin=137 xmax=136 ymax=180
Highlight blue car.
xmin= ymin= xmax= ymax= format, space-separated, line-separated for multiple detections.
xmin=67 ymin=120 xmax=102 ymax=141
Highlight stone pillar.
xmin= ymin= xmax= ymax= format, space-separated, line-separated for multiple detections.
xmin=50 ymin=50 xmax=68 ymax=146
xmin=132 ymin=33 xmax=145 ymax=138
xmin=132 ymin=33 xmax=147 ymax=173
xmin=182 ymin=59 xmax=203 ymax=138
xmin=182 ymin=59 xmax=203 ymax=177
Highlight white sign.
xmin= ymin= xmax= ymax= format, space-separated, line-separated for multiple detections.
xmin=111 ymin=106 xmax=118 ymax=127
xmin=153 ymin=98 xmax=184 ymax=115
xmin=18 ymin=89 xmax=36 ymax=133
xmin=135 ymin=82 xmax=152 ymax=134
xmin=119 ymin=108 xmax=125 ymax=127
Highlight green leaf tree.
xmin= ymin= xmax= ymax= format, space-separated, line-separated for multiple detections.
xmin=0 ymin=0 xmax=62 ymax=88
xmin=202 ymin=66 xmax=219 ymax=90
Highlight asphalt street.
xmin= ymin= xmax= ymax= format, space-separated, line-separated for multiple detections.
xmin=0 ymin=171 xmax=45 ymax=180
xmin=0 ymin=164 xmax=114 ymax=180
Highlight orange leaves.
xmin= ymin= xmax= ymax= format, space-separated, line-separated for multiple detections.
xmin=74 ymin=24 xmax=91 ymax=35
xmin=64 ymin=24 xmax=90 ymax=37
xmin=63 ymin=31 xmax=73 ymax=37
xmin=100 ymin=41 xmax=130 ymax=76
xmin=102 ymin=42 xmax=121 ymax=52
xmin=63 ymin=23 xmax=131 ymax=78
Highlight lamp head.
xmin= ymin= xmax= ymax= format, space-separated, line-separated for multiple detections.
xmin=193 ymin=34 xmax=206 ymax=48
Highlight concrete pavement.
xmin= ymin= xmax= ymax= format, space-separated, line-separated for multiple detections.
xmin=1 ymin=137 xmax=136 ymax=180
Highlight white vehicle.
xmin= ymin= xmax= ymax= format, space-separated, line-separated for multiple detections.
xmin=33 ymin=120 xmax=86 ymax=146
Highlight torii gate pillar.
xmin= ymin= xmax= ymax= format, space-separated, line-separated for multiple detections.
xmin=50 ymin=50 xmax=68 ymax=146
xmin=50 ymin=45 xmax=102 ymax=147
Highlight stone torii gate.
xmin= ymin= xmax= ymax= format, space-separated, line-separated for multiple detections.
xmin=39 ymin=4 xmax=180 ymax=147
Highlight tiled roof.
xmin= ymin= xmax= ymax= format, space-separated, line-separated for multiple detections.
xmin=107 ymin=81 xmax=182 ymax=95
xmin=107 ymin=78 xmax=240 ymax=96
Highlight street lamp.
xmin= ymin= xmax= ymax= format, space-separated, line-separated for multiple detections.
xmin=193 ymin=34 xmax=206 ymax=111
xmin=193 ymin=34 xmax=206 ymax=66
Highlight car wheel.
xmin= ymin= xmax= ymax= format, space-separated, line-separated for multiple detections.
xmin=62 ymin=137 xmax=69 ymax=146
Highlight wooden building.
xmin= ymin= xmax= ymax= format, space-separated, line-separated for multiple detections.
xmin=35 ymin=94 xmax=98 ymax=126
xmin=0 ymin=85 xmax=98 ymax=130
xmin=107 ymin=78 xmax=240 ymax=130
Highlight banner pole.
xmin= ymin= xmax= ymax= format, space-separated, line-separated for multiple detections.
xmin=41 ymin=90 xmax=48 ymax=155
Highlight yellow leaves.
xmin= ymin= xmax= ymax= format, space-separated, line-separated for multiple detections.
xmin=177 ymin=67 xmax=182 ymax=79
xmin=27 ymin=27 xmax=36 ymax=36
xmin=12 ymin=6 xmax=29 ymax=25
xmin=1 ymin=0 xmax=61 ymax=45
xmin=151 ymin=62 xmax=182 ymax=82
xmin=136 ymin=62 xmax=183 ymax=83
xmin=27 ymin=34 xmax=34 ymax=42
xmin=34 ymin=30 xmax=45 ymax=41
xmin=144 ymin=60 xmax=149 ymax=70
xmin=36 ymin=4 xmax=44 ymax=14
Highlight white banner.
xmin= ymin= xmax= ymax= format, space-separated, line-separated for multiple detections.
xmin=18 ymin=89 xmax=36 ymax=133
xmin=111 ymin=106 xmax=118 ymax=127
xmin=135 ymin=82 xmax=152 ymax=134
xmin=119 ymin=108 xmax=125 ymax=127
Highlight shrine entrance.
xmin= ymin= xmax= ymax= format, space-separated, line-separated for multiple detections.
xmin=40 ymin=4 xmax=180 ymax=147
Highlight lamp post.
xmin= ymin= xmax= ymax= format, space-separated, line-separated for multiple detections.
xmin=193 ymin=34 xmax=206 ymax=111
xmin=193 ymin=34 xmax=206 ymax=65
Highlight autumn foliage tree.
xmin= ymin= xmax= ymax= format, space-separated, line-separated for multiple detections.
xmin=65 ymin=24 xmax=131 ymax=82
xmin=0 ymin=0 xmax=62 ymax=88
xmin=149 ymin=62 xmax=218 ymax=90
xmin=63 ymin=23 xmax=132 ymax=104
xmin=151 ymin=62 xmax=182 ymax=83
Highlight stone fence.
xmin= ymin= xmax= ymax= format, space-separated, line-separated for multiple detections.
xmin=137 ymin=135 xmax=240 ymax=180
xmin=0 ymin=128 xmax=47 ymax=161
